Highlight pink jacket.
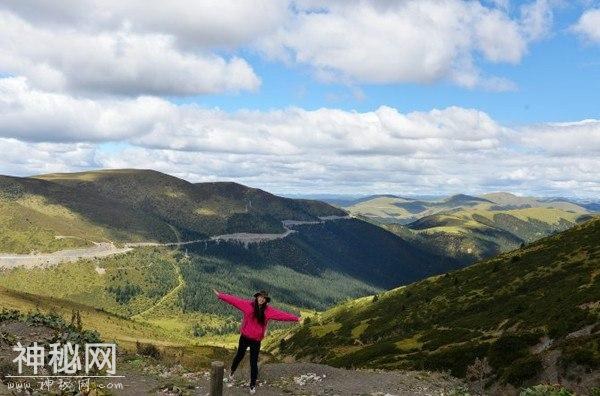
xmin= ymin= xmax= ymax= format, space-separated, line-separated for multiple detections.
xmin=217 ymin=292 xmax=300 ymax=341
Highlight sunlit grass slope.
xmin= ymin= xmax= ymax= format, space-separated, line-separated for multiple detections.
xmin=279 ymin=217 xmax=600 ymax=387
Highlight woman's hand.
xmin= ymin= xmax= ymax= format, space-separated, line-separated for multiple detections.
xmin=213 ymin=288 xmax=219 ymax=296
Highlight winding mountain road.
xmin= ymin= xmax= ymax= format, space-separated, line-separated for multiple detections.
xmin=0 ymin=215 xmax=351 ymax=269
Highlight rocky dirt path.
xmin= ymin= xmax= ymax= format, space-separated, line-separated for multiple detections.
xmin=222 ymin=362 xmax=464 ymax=396
xmin=113 ymin=361 xmax=464 ymax=395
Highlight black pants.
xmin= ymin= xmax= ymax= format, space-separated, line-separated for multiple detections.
xmin=230 ymin=334 xmax=261 ymax=387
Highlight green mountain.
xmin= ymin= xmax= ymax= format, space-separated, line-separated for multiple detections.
xmin=277 ymin=217 xmax=600 ymax=391
xmin=0 ymin=169 xmax=344 ymax=253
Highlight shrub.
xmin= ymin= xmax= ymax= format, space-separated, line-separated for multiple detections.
xmin=422 ymin=328 xmax=477 ymax=350
xmin=0 ymin=309 xmax=20 ymax=322
xmin=559 ymin=337 xmax=600 ymax=370
xmin=466 ymin=357 xmax=493 ymax=394
xmin=107 ymin=283 xmax=141 ymax=304
xmin=421 ymin=342 xmax=489 ymax=377
xmin=135 ymin=341 xmax=161 ymax=359
xmin=489 ymin=339 xmax=523 ymax=368
xmin=191 ymin=323 xmax=206 ymax=337
xmin=488 ymin=333 xmax=541 ymax=369
xmin=0 ymin=361 xmax=16 ymax=381
xmin=548 ymin=308 xmax=594 ymax=338
xmin=500 ymin=355 xmax=542 ymax=386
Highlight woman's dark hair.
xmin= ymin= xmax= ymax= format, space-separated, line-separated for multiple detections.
xmin=253 ymin=297 xmax=267 ymax=325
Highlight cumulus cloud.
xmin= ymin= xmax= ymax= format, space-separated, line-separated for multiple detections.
xmin=518 ymin=119 xmax=600 ymax=156
xmin=0 ymin=0 xmax=288 ymax=48
xmin=0 ymin=0 xmax=554 ymax=94
xmin=134 ymin=105 xmax=507 ymax=156
xmin=0 ymin=138 xmax=97 ymax=176
xmin=0 ymin=9 xmax=260 ymax=96
xmin=0 ymin=77 xmax=505 ymax=155
xmin=0 ymin=77 xmax=172 ymax=141
xmin=571 ymin=8 xmax=600 ymax=43
xmin=0 ymin=76 xmax=597 ymax=197
xmin=258 ymin=0 xmax=553 ymax=89
xmin=519 ymin=0 xmax=553 ymax=41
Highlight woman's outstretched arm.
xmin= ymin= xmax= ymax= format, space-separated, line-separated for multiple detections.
xmin=266 ymin=306 xmax=301 ymax=322
xmin=213 ymin=289 xmax=250 ymax=312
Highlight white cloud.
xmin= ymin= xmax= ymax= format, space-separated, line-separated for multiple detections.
xmin=258 ymin=0 xmax=553 ymax=89
xmin=136 ymin=105 xmax=506 ymax=156
xmin=571 ymin=8 xmax=600 ymax=43
xmin=0 ymin=1 xmax=554 ymax=93
xmin=0 ymin=77 xmax=172 ymax=141
xmin=518 ymin=119 xmax=600 ymax=156
xmin=0 ymin=0 xmax=288 ymax=48
xmin=0 ymin=76 xmax=597 ymax=197
xmin=0 ymin=10 xmax=260 ymax=96
xmin=0 ymin=77 xmax=505 ymax=155
xmin=0 ymin=138 xmax=97 ymax=176
xmin=519 ymin=0 xmax=553 ymax=41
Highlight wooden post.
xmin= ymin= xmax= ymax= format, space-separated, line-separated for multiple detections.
xmin=210 ymin=360 xmax=224 ymax=396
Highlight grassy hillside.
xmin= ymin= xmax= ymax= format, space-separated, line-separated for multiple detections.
xmin=0 ymin=248 xmax=179 ymax=317
xmin=482 ymin=192 xmax=589 ymax=213
xmin=277 ymin=217 xmax=600 ymax=390
xmin=0 ymin=169 xmax=345 ymax=253
xmin=0 ymin=285 xmax=187 ymax=348
xmin=383 ymin=220 xmax=520 ymax=264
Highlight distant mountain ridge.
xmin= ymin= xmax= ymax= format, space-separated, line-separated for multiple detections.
xmin=343 ymin=191 xmax=592 ymax=263
xmin=344 ymin=191 xmax=591 ymax=224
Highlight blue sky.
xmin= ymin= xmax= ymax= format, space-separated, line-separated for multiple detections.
xmin=0 ymin=1 xmax=598 ymax=197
